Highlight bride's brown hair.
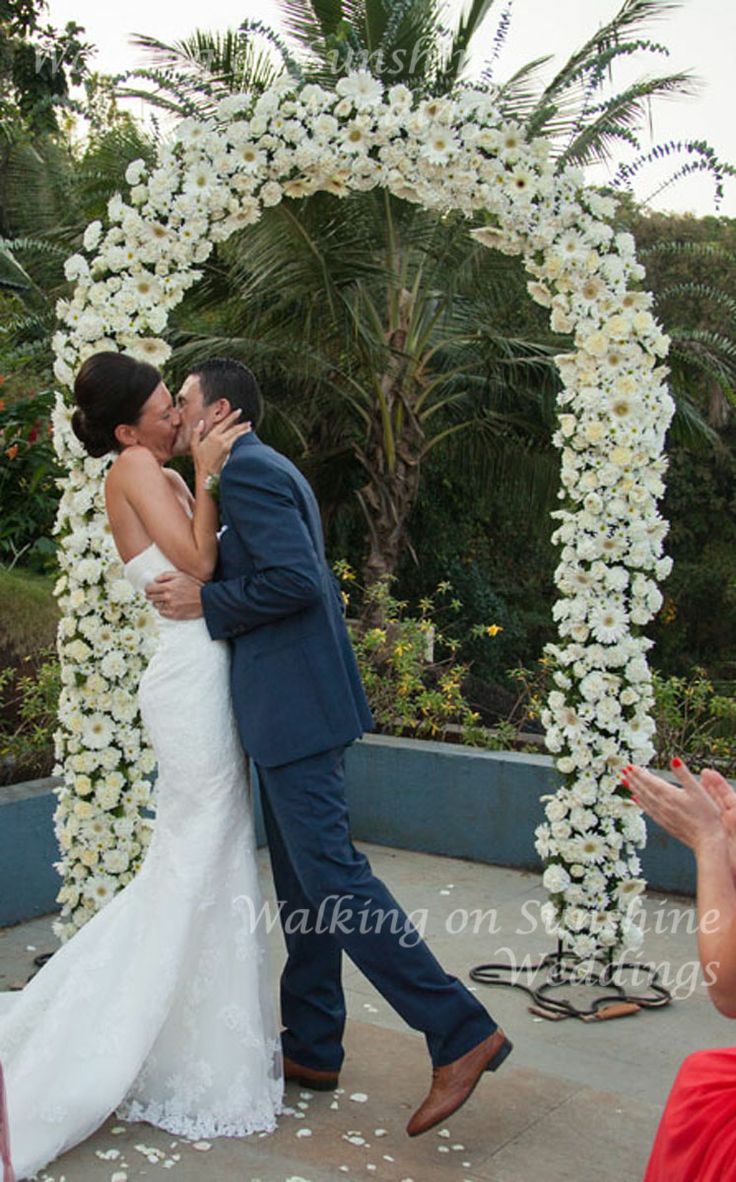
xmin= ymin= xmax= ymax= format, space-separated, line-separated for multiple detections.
xmin=72 ymin=352 xmax=162 ymax=458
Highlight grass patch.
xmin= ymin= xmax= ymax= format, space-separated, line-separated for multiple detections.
xmin=0 ymin=565 xmax=58 ymax=659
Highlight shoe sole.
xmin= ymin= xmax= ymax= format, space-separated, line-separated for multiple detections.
xmin=408 ymin=1036 xmax=514 ymax=1137
xmin=285 ymin=1073 xmax=339 ymax=1091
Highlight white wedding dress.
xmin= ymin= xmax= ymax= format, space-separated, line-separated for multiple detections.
xmin=0 ymin=542 xmax=283 ymax=1180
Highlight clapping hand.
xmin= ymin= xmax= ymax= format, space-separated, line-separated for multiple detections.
xmin=624 ymin=759 xmax=725 ymax=855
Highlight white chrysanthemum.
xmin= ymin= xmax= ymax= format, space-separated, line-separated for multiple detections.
xmin=542 ymin=864 xmax=571 ymax=894
xmin=103 ymin=848 xmax=130 ymax=874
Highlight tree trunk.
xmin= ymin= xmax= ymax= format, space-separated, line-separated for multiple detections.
xmin=708 ymin=380 xmax=732 ymax=430
xmin=357 ymin=289 xmax=425 ymax=619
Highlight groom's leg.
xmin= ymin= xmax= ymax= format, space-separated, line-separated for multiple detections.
xmin=259 ymin=779 xmax=346 ymax=1073
xmin=257 ymin=746 xmax=496 ymax=1067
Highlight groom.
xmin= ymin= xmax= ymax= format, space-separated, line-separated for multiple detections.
xmin=145 ymin=357 xmax=512 ymax=1136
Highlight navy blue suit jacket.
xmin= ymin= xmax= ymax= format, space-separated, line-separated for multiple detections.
xmin=201 ymin=432 xmax=374 ymax=768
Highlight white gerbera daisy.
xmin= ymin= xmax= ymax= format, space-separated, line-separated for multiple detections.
xmin=420 ymin=126 xmax=459 ymax=164
xmin=590 ymin=602 xmax=628 ymax=644
xmin=336 ymin=70 xmax=383 ymax=110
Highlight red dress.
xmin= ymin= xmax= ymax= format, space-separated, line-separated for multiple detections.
xmin=645 ymin=1049 xmax=736 ymax=1181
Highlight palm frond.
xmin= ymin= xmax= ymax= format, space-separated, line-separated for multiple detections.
xmin=482 ymin=2 xmax=515 ymax=84
xmin=560 ymin=72 xmax=694 ymax=166
xmin=493 ymin=55 xmax=554 ymax=120
xmin=540 ymin=0 xmax=681 ymax=104
xmin=435 ymin=0 xmax=497 ymax=90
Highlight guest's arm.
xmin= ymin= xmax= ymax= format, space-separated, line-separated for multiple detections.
xmin=626 ymin=761 xmax=736 ymax=1017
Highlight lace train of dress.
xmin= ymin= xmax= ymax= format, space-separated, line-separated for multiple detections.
xmin=0 ymin=543 xmax=282 ymax=1179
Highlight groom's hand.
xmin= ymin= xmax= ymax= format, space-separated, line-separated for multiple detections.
xmin=145 ymin=571 xmax=204 ymax=619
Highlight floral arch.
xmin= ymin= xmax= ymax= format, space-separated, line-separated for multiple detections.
xmin=51 ymin=71 xmax=673 ymax=957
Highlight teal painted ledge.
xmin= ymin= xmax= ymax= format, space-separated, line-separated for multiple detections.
xmin=343 ymin=735 xmax=697 ymax=896
xmin=0 ymin=777 xmax=63 ymax=927
xmin=1 ymin=736 xmax=699 ymax=927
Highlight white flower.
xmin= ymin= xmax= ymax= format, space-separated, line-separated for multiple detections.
xmin=82 ymin=874 xmax=117 ymax=906
xmin=103 ymin=848 xmax=130 ymax=874
xmin=420 ymin=126 xmax=459 ymax=164
xmin=589 ymin=603 xmax=628 ymax=644
xmin=125 ymin=158 xmax=147 ymax=186
xmin=336 ymin=70 xmax=383 ymax=110
xmin=122 ymin=338 xmax=172 ymax=367
xmin=81 ymin=713 xmax=115 ymax=750
xmin=543 ymin=864 xmax=571 ymax=894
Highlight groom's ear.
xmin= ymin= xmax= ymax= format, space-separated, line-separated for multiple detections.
xmin=209 ymin=397 xmax=232 ymax=423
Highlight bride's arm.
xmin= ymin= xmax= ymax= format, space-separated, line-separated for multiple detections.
xmin=106 ymin=414 xmax=246 ymax=580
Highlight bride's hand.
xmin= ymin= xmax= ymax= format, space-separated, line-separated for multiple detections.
xmin=192 ymin=410 xmax=251 ymax=476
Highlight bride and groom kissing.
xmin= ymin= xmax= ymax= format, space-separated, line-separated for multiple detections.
xmin=0 ymin=352 xmax=511 ymax=1180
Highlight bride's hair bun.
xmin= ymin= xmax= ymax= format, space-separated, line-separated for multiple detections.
xmin=72 ymin=352 xmax=162 ymax=458
xmin=71 ymin=406 xmax=115 ymax=458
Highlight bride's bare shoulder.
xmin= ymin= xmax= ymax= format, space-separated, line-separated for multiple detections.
xmin=106 ymin=446 xmax=160 ymax=486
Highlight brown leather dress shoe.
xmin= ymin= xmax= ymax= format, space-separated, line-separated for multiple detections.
xmin=283 ymin=1055 xmax=340 ymax=1091
xmin=406 ymin=1028 xmax=513 ymax=1137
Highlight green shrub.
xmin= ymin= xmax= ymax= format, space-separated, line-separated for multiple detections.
xmin=335 ymin=563 xmax=501 ymax=745
xmin=0 ymin=386 xmax=60 ymax=571
xmin=0 ymin=650 xmax=60 ymax=784
xmin=0 ymin=566 xmax=59 ymax=784
xmin=651 ymin=668 xmax=736 ymax=776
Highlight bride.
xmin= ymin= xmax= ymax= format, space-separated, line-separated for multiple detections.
xmin=0 ymin=351 xmax=283 ymax=1180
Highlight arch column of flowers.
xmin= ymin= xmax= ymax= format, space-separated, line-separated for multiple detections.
xmin=51 ymin=72 xmax=672 ymax=955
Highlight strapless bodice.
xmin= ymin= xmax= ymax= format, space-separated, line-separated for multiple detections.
xmin=123 ymin=542 xmax=207 ymax=638
xmin=123 ymin=542 xmax=179 ymax=594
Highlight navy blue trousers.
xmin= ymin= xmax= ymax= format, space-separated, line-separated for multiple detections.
xmin=256 ymin=745 xmax=496 ymax=1072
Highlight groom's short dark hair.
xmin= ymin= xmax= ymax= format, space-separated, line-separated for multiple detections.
xmin=191 ymin=357 xmax=263 ymax=426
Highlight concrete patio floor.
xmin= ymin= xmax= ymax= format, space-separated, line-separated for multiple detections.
xmin=1 ymin=841 xmax=731 ymax=1182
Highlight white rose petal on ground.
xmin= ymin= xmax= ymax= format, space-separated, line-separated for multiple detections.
xmin=350 ymin=1092 xmax=369 ymax=1102
xmin=192 ymin=1141 xmax=212 ymax=1150
xmin=295 ymin=1128 xmax=313 ymax=1138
